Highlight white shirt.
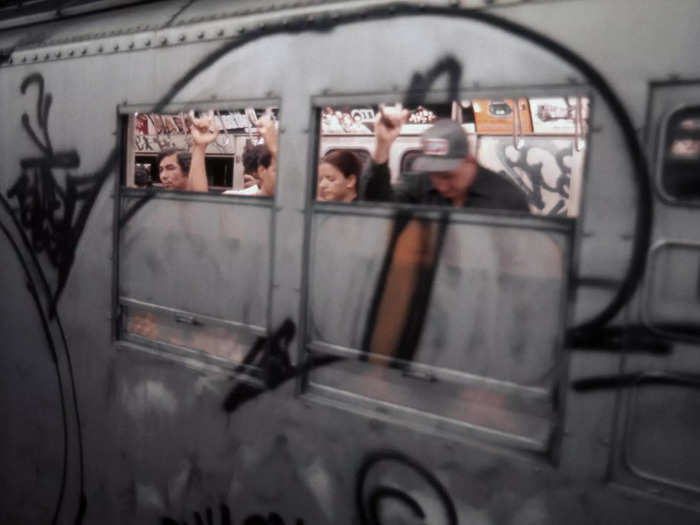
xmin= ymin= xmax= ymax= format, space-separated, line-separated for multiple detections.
xmin=222 ymin=185 xmax=260 ymax=196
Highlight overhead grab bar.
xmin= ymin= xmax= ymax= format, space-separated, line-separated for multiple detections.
xmin=215 ymin=109 xmax=232 ymax=147
xmin=575 ymin=96 xmax=583 ymax=152
xmin=512 ymin=99 xmax=523 ymax=150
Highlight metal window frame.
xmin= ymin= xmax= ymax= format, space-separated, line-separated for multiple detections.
xmin=621 ymin=375 xmax=700 ymax=495
xmin=309 ymin=84 xmax=594 ymax=222
xmin=653 ymin=102 xmax=700 ymax=207
xmin=301 ymin=207 xmax=575 ymax=457
xmin=112 ymin=97 xmax=281 ymax=367
xmin=299 ymin=85 xmax=583 ymax=456
xmin=641 ymin=239 xmax=700 ymax=342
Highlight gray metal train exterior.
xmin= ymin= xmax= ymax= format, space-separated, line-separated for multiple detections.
xmin=1 ymin=0 xmax=699 ymax=524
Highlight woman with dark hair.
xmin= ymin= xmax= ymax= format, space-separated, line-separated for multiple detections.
xmin=317 ymin=150 xmax=361 ymax=202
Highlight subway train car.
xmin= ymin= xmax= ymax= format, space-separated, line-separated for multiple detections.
xmin=1 ymin=0 xmax=699 ymax=523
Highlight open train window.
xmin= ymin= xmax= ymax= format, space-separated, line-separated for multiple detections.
xmin=658 ymin=106 xmax=700 ymax=203
xmin=313 ymin=97 xmax=590 ymax=217
xmin=122 ymin=106 xmax=278 ymax=196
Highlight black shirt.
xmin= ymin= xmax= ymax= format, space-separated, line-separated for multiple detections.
xmin=361 ymin=161 xmax=530 ymax=213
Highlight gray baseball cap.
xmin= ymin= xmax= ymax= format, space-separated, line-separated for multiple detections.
xmin=412 ymin=119 xmax=469 ymax=173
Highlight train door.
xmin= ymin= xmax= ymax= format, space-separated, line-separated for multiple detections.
xmin=603 ymin=81 xmax=700 ymax=504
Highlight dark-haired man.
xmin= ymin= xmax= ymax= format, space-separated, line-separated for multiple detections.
xmin=363 ymin=106 xmax=529 ymax=212
xmin=221 ymin=114 xmax=278 ymax=197
xmin=157 ymin=148 xmax=191 ymax=190
xmin=223 ymin=143 xmax=269 ymax=196
xmin=156 ymin=111 xmax=219 ymax=192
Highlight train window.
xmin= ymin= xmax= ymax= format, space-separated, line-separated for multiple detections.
xmin=622 ymin=377 xmax=700 ymax=492
xmin=314 ymin=97 xmax=590 ymax=217
xmin=306 ymin=93 xmax=587 ymax=449
xmin=400 ymin=149 xmax=421 ymax=173
xmin=123 ymin=107 xmax=279 ymax=196
xmin=644 ymin=242 xmax=700 ymax=339
xmin=116 ymin=103 xmax=277 ymax=369
xmin=658 ymin=106 xmax=700 ymax=202
xmin=304 ymin=210 xmax=574 ymax=451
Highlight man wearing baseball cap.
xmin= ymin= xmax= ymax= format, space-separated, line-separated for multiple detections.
xmin=362 ymin=105 xmax=529 ymax=211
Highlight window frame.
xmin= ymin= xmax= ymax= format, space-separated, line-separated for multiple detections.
xmin=653 ymin=103 xmax=700 ymax=207
xmin=619 ymin=374 xmax=700 ymax=496
xmin=118 ymin=98 xmax=281 ymax=197
xmin=641 ymin=239 xmax=700 ymax=343
xmin=112 ymin=98 xmax=281 ymax=372
xmin=309 ymin=84 xmax=594 ymax=219
xmin=300 ymin=201 xmax=576 ymax=456
xmin=302 ymin=85 xmax=587 ymax=456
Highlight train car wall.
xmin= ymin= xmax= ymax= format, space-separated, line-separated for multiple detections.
xmin=1 ymin=1 xmax=699 ymax=524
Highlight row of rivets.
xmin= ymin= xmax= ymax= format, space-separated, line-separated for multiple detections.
xmin=5 ymin=28 xmax=217 ymax=65
xmin=2 ymin=1 xmax=473 ymax=68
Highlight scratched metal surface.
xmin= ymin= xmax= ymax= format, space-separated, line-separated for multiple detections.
xmin=119 ymin=196 xmax=271 ymax=328
xmin=309 ymin=213 xmax=568 ymax=387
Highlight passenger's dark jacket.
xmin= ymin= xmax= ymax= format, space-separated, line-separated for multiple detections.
xmin=361 ymin=161 xmax=530 ymax=212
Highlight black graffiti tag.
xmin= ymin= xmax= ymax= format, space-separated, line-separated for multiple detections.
xmin=6 ymin=73 xmax=106 ymax=314
xmin=496 ymin=141 xmax=573 ymax=216
xmin=161 ymin=504 xmax=304 ymax=525
xmin=355 ymin=450 xmax=458 ymax=525
xmin=222 ymin=319 xmax=340 ymax=414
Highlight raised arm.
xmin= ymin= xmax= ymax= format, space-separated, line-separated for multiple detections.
xmin=254 ymin=112 xmax=278 ymax=197
xmin=256 ymin=112 xmax=278 ymax=160
xmin=186 ymin=110 xmax=220 ymax=192
xmin=372 ymin=103 xmax=409 ymax=164
xmin=362 ymin=104 xmax=409 ymax=201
